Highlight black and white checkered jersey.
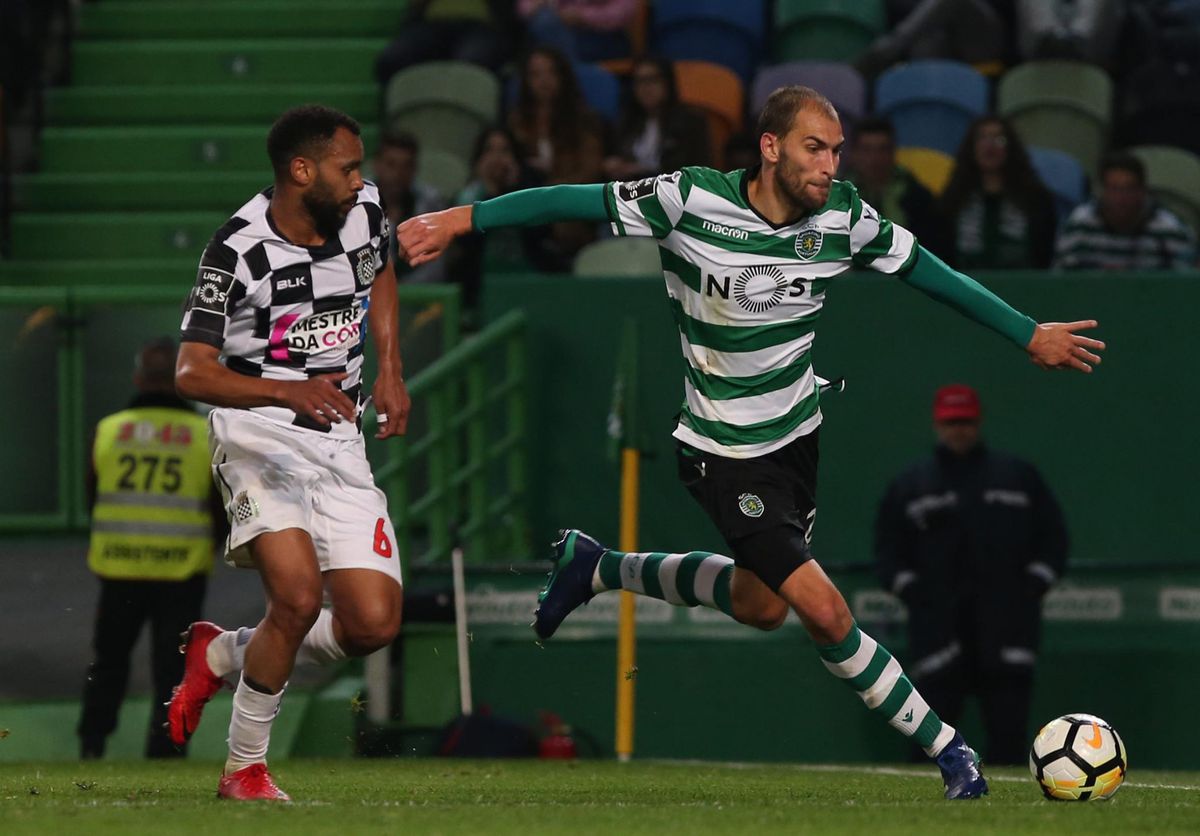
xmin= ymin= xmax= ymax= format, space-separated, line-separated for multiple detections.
xmin=180 ymin=181 xmax=389 ymax=436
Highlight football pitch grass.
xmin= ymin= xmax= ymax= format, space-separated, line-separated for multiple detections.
xmin=2 ymin=759 xmax=1198 ymax=834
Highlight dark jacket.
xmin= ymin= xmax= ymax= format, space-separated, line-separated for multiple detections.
xmin=874 ymin=443 xmax=1068 ymax=671
xmin=612 ymin=104 xmax=713 ymax=179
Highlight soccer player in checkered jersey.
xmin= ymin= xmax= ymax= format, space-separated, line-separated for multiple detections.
xmin=169 ymin=105 xmax=410 ymax=801
xmin=399 ymin=87 xmax=1107 ymax=800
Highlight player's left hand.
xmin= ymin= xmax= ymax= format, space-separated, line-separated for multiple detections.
xmin=372 ymin=374 xmax=411 ymax=439
xmin=1026 ymin=320 xmax=1106 ymax=373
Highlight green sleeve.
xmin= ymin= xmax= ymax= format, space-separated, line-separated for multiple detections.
xmin=472 ymin=184 xmax=610 ymax=232
xmin=899 ymin=246 xmax=1037 ymax=348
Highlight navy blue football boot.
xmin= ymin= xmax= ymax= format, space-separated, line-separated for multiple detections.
xmin=533 ymin=529 xmax=607 ymax=640
xmin=937 ymin=731 xmax=990 ymax=799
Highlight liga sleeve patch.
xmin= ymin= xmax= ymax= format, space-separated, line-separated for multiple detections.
xmin=618 ymin=176 xmax=660 ymax=202
xmin=189 ymin=267 xmax=236 ymax=315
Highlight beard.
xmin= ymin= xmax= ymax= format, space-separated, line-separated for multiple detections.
xmin=302 ymin=178 xmax=353 ymax=240
xmin=774 ymin=150 xmax=829 ymax=213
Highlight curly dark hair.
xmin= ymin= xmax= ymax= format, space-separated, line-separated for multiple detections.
xmin=266 ymin=104 xmax=360 ymax=176
xmin=939 ymin=116 xmax=1050 ymax=218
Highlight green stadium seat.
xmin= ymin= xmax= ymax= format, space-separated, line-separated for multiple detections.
xmin=573 ymin=238 xmax=662 ymax=278
xmin=76 ymin=1 xmax=405 ymax=40
xmin=72 ymin=39 xmax=387 ymax=86
xmin=384 ymin=62 xmax=499 ymax=164
xmin=417 ymin=150 xmax=469 ymax=201
xmin=45 ymin=84 xmax=377 ymax=126
xmin=997 ymin=61 xmax=1112 ymax=179
xmin=0 ymin=259 xmax=198 ymax=288
xmin=10 ymin=213 xmax=228 ymax=261
xmin=1129 ymin=146 xmax=1200 ymax=233
xmin=773 ymin=0 xmax=887 ymax=63
xmin=38 ymin=125 xmax=379 ymax=174
xmin=13 ymin=172 xmax=269 ymax=213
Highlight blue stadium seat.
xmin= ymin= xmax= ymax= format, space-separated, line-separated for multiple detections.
xmin=572 ymin=62 xmax=621 ymax=123
xmin=1028 ymin=146 xmax=1089 ymax=227
xmin=651 ymin=0 xmax=766 ymax=83
xmin=751 ymin=62 xmax=866 ymax=124
xmin=875 ymin=60 xmax=988 ymax=155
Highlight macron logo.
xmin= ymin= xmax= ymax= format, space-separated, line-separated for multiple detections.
xmin=702 ymin=220 xmax=749 ymax=241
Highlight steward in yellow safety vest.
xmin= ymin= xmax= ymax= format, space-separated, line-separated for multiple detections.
xmin=79 ymin=337 xmax=225 ymax=760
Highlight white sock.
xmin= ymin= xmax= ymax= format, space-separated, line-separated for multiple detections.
xmin=207 ymin=611 xmax=345 ymax=678
xmin=207 ymin=626 xmax=253 ymax=679
xmin=295 ymin=609 xmax=347 ymax=667
xmin=225 ymin=674 xmax=284 ymax=774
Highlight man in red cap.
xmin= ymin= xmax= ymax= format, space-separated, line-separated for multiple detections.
xmin=874 ymin=384 xmax=1068 ymax=765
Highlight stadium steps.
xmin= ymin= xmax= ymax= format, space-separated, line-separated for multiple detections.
xmin=77 ymin=1 xmax=406 ymax=40
xmin=0 ymin=259 xmax=198 ymax=287
xmin=72 ymin=39 xmax=388 ymax=86
xmin=38 ymin=125 xmax=380 ymax=173
xmin=10 ymin=212 xmax=228 ymax=260
xmin=14 ymin=172 xmax=269 ymax=212
xmin=45 ymin=83 xmax=377 ymax=126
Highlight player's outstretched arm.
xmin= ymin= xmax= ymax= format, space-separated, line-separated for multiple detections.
xmin=367 ymin=259 xmax=410 ymax=439
xmin=900 ymin=246 xmax=1105 ymax=373
xmin=398 ymin=183 xmax=610 ymax=267
xmin=175 ymin=342 xmax=356 ymax=427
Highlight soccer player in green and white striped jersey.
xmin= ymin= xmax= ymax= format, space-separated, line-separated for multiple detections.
xmin=398 ymin=86 xmax=1105 ymax=800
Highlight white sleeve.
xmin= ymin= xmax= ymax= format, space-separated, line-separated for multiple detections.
xmin=606 ymin=171 xmax=687 ymax=239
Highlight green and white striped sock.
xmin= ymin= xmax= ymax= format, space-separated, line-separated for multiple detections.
xmin=593 ymin=550 xmax=735 ymax=617
xmin=817 ymin=622 xmax=957 ymax=757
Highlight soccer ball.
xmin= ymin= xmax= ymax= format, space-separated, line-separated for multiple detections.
xmin=1029 ymin=714 xmax=1127 ymax=801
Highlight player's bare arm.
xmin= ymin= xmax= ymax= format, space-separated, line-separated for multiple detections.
xmin=175 ymin=342 xmax=356 ymax=426
xmin=366 ymin=259 xmax=410 ymax=439
xmin=1026 ymin=321 xmax=1105 ymax=373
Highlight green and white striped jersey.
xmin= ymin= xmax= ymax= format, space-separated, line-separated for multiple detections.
xmin=603 ymin=166 xmax=917 ymax=459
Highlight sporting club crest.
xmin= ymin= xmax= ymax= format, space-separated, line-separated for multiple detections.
xmin=795 ymin=227 xmax=823 ymax=261
xmin=738 ymin=493 xmax=765 ymax=518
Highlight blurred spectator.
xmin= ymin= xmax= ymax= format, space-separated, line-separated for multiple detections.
xmin=78 ymin=338 xmax=222 ymax=759
xmin=1054 ymin=152 xmax=1197 ymax=271
xmin=858 ymin=0 xmax=1008 ymax=77
xmin=508 ymin=47 xmax=607 ymax=268
xmin=1015 ymin=0 xmax=1124 ymax=68
xmin=874 ymin=384 xmax=1068 ymax=766
xmin=448 ymin=127 xmax=533 ymax=312
xmin=374 ymin=0 xmax=517 ymax=86
xmin=373 ymin=132 xmax=447 ymax=229
xmin=372 ymin=132 xmax=447 ymax=282
xmin=520 ymin=0 xmax=640 ymax=63
xmin=939 ymin=116 xmax=1056 ymax=270
xmin=844 ymin=117 xmax=948 ymax=256
xmin=603 ymin=57 xmax=712 ymax=181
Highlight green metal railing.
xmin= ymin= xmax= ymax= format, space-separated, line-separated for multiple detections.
xmin=375 ymin=309 xmax=529 ymax=567
xmin=0 ymin=283 xmax=462 ymax=532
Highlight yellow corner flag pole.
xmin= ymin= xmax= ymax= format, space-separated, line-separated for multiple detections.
xmin=615 ymin=447 xmax=639 ymax=762
xmin=609 ymin=318 xmax=640 ymax=762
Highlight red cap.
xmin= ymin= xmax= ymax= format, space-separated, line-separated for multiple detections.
xmin=932 ymin=384 xmax=981 ymax=422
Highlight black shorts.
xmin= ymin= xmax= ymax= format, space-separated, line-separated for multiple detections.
xmin=677 ymin=430 xmax=819 ymax=589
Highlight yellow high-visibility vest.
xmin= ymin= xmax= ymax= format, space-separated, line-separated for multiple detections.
xmin=87 ymin=406 xmax=214 ymax=580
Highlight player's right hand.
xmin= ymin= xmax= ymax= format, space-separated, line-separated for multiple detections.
xmin=397 ymin=206 xmax=472 ymax=267
xmin=279 ymin=373 xmax=356 ymax=426
xmin=1026 ymin=320 xmax=1105 ymax=373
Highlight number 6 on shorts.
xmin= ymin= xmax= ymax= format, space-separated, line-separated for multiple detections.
xmin=373 ymin=517 xmax=393 ymax=558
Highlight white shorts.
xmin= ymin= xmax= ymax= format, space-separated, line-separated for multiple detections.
xmin=209 ymin=408 xmax=403 ymax=587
